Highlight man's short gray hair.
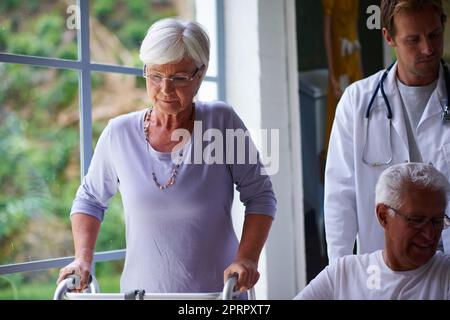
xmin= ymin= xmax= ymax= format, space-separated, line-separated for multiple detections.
xmin=139 ymin=18 xmax=210 ymax=69
xmin=375 ymin=162 xmax=450 ymax=209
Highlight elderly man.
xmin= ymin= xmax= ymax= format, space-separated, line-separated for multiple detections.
xmin=296 ymin=162 xmax=450 ymax=299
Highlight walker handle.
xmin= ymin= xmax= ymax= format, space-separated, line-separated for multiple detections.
xmin=222 ymin=273 xmax=256 ymax=300
xmin=53 ymin=274 xmax=99 ymax=300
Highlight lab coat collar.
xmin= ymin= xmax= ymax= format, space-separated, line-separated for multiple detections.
xmin=420 ymin=62 xmax=447 ymax=123
xmin=381 ymin=62 xmax=409 ymax=152
xmin=379 ymin=61 xmax=446 ymax=103
xmin=380 ymin=61 xmax=447 ymax=141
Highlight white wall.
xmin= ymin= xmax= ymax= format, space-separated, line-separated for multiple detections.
xmin=224 ymin=0 xmax=305 ymax=299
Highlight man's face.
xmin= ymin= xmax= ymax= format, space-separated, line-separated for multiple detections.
xmin=383 ymin=186 xmax=445 ymax=271
xmin=383 ymin=4 xmax=444 ymax=85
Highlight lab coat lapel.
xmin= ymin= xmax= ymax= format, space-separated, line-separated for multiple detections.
xmin=382 ymin=62 xmax=409 ymax=151
xmin=420 ymin=63 xmax=447 ymax=125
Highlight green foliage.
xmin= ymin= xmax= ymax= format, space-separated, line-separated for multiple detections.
xmin=0 ymin=64 xmax=33 ymax=108
xmin=0 ymin=274 xmax=21 ymax=300
xmin=147 ymin=9 xmax=179 ymax=29
xmin=91 ymin=72 xmax=104 ymax=90
xmin=90 ymin=0 xmax=177 ymax=53
xmin=56 ymin=42 xmax=78 ymax=60
xmin=95 ymin=260 xmax=123 ymax=292
xmin=0 ymin=0 xmax=20 ymax=12
xmin=117 ymin=20 xmax=148 ymax=48
xmin=0 ymin=113 xmax=49 ymax=239
xmin=24 ymin=0 xmax=39 ymax=13
xmin=125 ymin=0 xmax=150 ymax=18
xmin=0 ymin=279 xmax=54 ymax=300
xmin=0 ymin=27 xmax=9 ymax=51
xmin=36 ymin=14 xmax=64 ymax=45
xmin=9 ymin=33 xmax=54 ymax=57
xmin=92 ymin=0 xmax=117 ymax=23
xmin=1 ymin=5 xmax=77 ymax=57
xmin=0 ymin=269 xmax=121 ymax=299
xmin=130 ymin=50 xmax=143 ymax=68
xmin=36 ymin=70 xmax=78 ymax=113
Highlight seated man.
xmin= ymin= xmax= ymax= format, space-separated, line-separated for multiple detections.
xmin=295 ymin=162 xmax=450 ymax=299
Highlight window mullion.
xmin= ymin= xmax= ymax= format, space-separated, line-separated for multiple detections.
xmin=78 ymin=0 xmax=92 ymax=178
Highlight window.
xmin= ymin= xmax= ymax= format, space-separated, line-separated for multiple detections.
xmin=0 ymin=0 xmax=224 ymax=299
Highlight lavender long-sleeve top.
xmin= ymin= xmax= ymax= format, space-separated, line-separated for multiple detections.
xmin=71 ymin=100 xmax=277 ymax=293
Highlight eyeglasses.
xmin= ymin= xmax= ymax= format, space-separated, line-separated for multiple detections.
xmin=143 ymin=65 xmax=203 ymax=87
xmin=386 ymin=205 xmax=450 ymax=230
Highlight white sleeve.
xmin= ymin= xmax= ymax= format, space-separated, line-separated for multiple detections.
xmin=293 ymin=263 xmax=335 ymax=300
xmin=324 ymin=88 xmax=358 ymax=261
xmin=70 ymin=121 xmax=119 ymax=221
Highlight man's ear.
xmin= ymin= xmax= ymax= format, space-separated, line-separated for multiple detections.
xmin=376 ymin=203 xmax=389 ymax=229
xmin=382 ymin=28 xmax=396 ymax=48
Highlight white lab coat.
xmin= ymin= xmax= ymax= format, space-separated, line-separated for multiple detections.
xmin=325 ymin=62 xmax=450 ymax=261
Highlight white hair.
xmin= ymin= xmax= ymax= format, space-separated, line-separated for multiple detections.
xmin=375 ymin=162 xmax=450 ymax=211
xmin=139 ymin=18 xmax=210 ymax=69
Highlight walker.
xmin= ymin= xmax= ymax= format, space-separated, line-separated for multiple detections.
xmin=54 ymin=273 xmax=255 ymax=300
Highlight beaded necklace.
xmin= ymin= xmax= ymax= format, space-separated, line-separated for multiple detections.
xmin=143 ymin=105 xmax=194 ymax=190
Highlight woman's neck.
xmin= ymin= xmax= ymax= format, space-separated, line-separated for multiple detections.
xmin=151 ymin=104 xmax=195 ymax=131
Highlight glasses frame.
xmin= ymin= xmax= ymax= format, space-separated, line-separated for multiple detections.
xmin=386 ymin=205 xmax=450 ymax=230
xmin=142 ymin=65 xmax=203 ymax=87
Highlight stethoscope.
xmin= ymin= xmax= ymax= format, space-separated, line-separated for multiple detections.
xmin=362 ymin=59 xmax=450 ymax=167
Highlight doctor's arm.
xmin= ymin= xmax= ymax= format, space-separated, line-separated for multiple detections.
xmin=324 ymin=90 xmax=359 ymax=261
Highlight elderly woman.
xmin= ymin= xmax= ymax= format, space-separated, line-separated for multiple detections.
xmin=57 ymin=18 xmax=276 ymax=295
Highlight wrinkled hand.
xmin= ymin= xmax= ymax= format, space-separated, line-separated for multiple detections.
xmin=56 ymin=259 xmax=91 ymax=292
xmin=224 ymin=258 xmax=260 ymax=292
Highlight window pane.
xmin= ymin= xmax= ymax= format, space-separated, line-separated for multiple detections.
xmin=89 ymin=0 xmax=192 ymax=67
xmin=195 ymin=0 xmax=218 ymax=77
xmin=91 ymin=71 xmax=148 ymax=121
xmin=0 ymin=64 xmax=79 ymax=265
xmin=95 ymin=260 xmax=124 ymax=293
xmin=0 ymin=260 xmax=123 ymax=299
xmin=0 ymin=0 xmax=78 ymax=60
xmin=197 ymin=80 xmax=218 ymax=102
xmin=0 ymin=269 xmax=60 ymax=299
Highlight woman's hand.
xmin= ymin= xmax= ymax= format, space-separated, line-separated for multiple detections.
xmin=224 ymin=258 xmax=260 ymax=292
xmin=56 ymin=259 xmax=91 ymax=292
